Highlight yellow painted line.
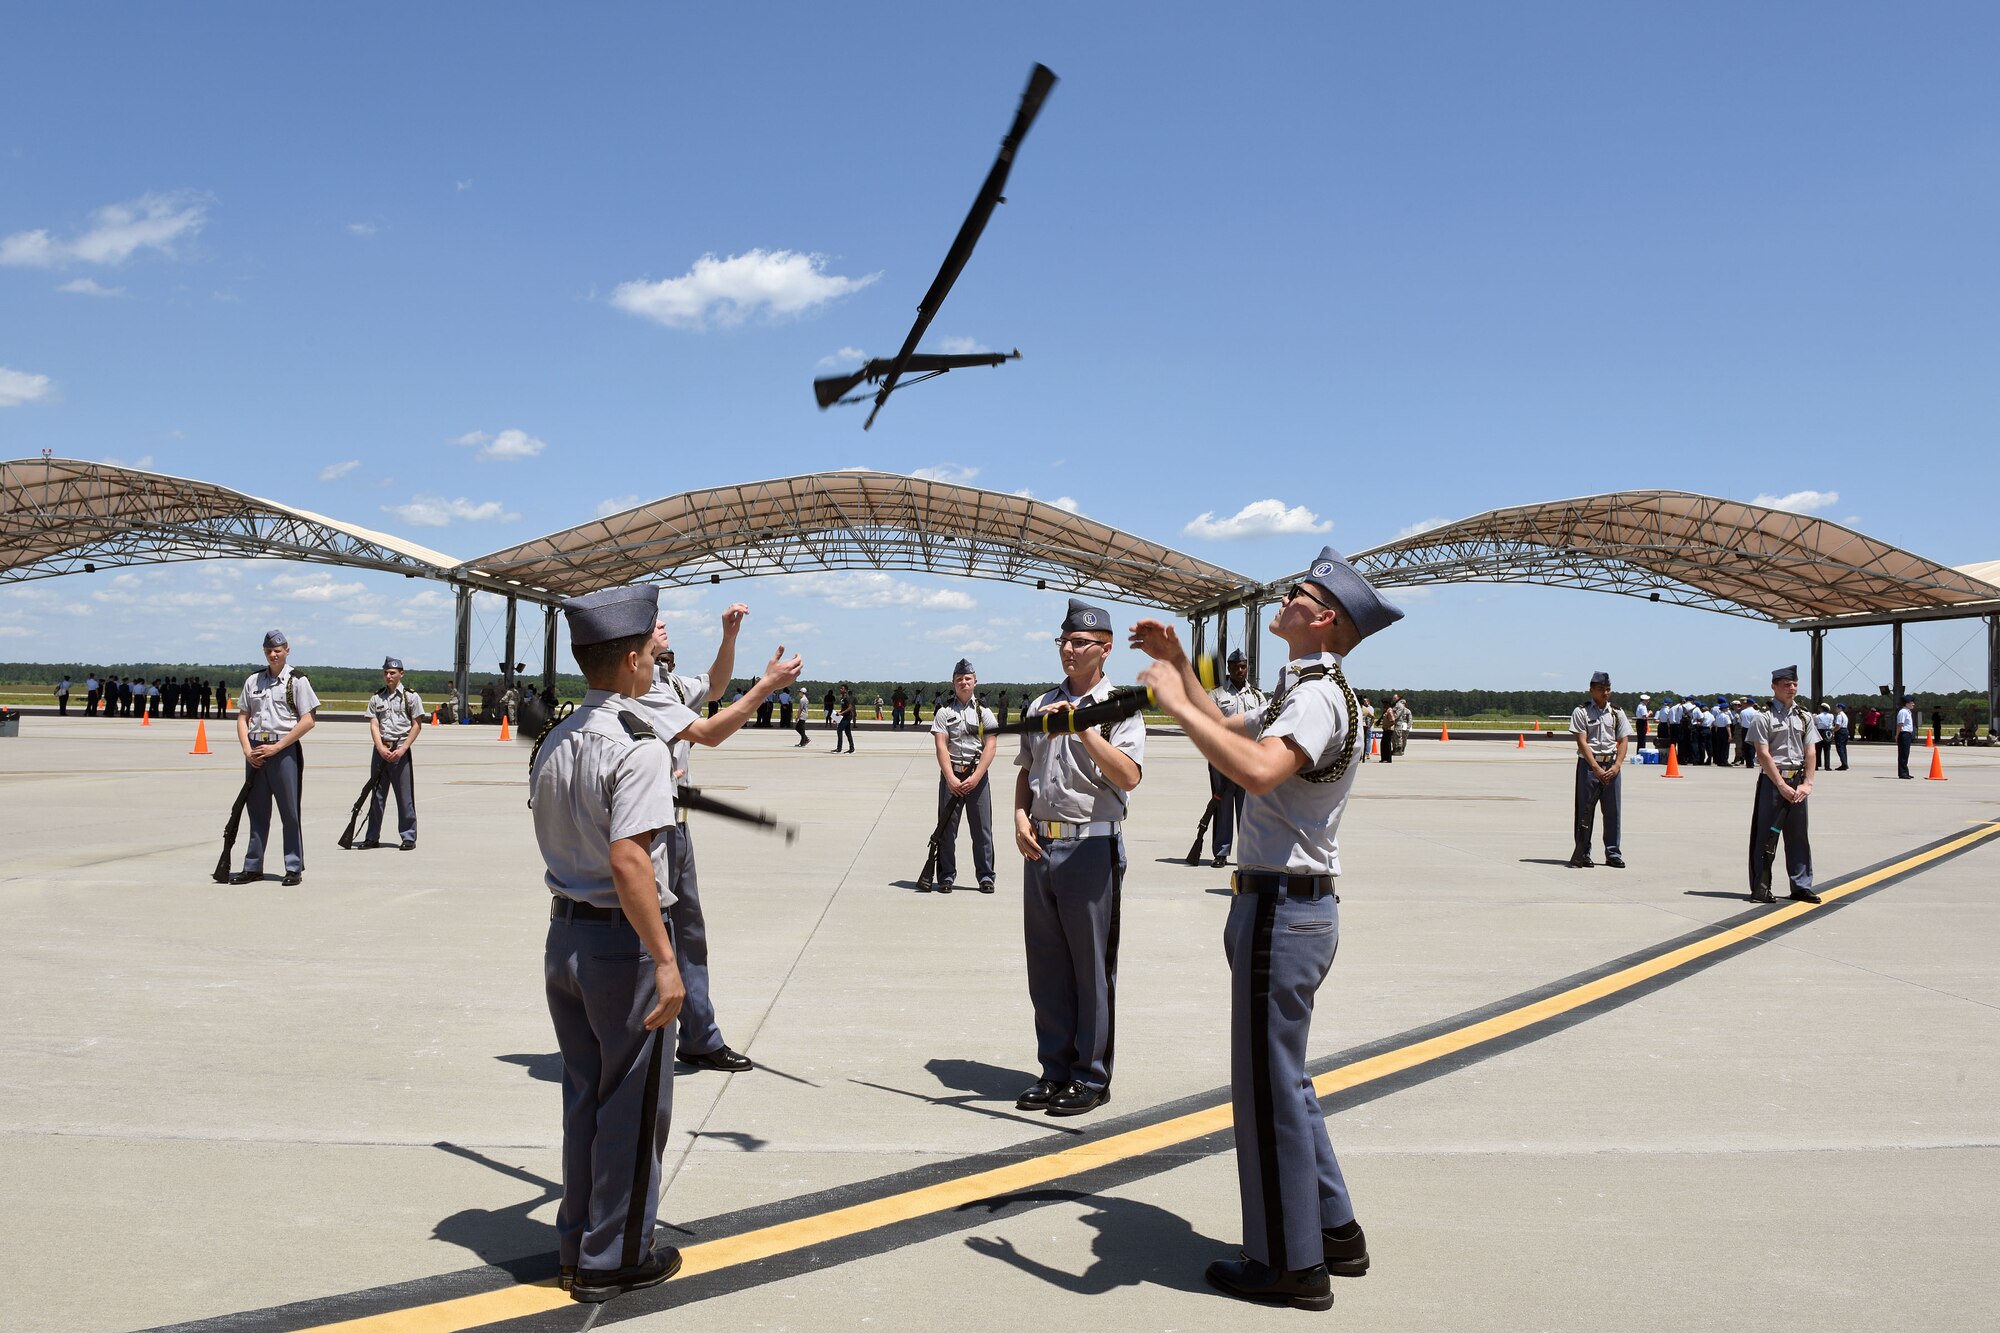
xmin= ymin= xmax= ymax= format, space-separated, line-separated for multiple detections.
xmin=294 ymin=821 xmax=2000 ymax=1332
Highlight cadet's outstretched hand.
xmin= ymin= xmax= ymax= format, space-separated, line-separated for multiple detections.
xmin=1139 ymin=661 xmax=1189 ymax=715
xmin=762 ymin=647 xmax=804 ymax=689
xmin=1127 ymin=618 xmax=1185 ymax=664
xmin=720 ymin=603 xmax=749 ymax=635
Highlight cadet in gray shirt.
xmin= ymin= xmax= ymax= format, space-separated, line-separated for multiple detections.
xmin=1202 ymin=648 xmax=1267 ymax=867
xmin=360 ymin=656 xmax=423 ymax=850
xmin=1742 ymin=664 xmax=1821 ymax=904
xmin=928 ymin=657 xmax=1000 ymax=892
xmin=229 ymin=630 xmax=319 ymax=885
xmin=1567 ymin=671 xmax=1633 ymax=869
xmin=1133 ymin=544 xmax=1403 ymax=1311
xmin=1011 ymin=599 xmax=1144 ymax=1119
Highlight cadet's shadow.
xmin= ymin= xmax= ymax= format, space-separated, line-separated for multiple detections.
xmin=926 ymin=1057 xmax=1031 ymax=1100
xmin=1518 ymin=858 xmax=1577 ymax=867
xmin=427 ymin=1141 xmax=560 ymax=1280
xmin=1152 ymin=856 xmax=1208 ymax=868
xmin=1684 ymin=890 xmax=1755 ymax=901
xmin=960 ymin=1189 xmax=1225 ymax=1297
xmin=496 ymin=1053 xmax=562 ymax=1083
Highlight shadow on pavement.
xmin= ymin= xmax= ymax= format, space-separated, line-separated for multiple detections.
xmin=926 ymin=1057 xmax=1032 ymax=1100
xmin=960 ymin=1189 xmax=1226 ymax=1298
xmin=427 ymin=1141 xmax=560 ymax=1279
xmin=495 ymin=1052 xmax=562 ymax=1082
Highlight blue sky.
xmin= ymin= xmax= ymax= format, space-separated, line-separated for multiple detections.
xmin=3 ymin=3 xmax=1995 ymax=695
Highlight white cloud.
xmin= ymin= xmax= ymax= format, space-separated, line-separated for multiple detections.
xmin=595 ymin=494 xmax=644 ymax=518
xmin=267 ymin=572 xmax=368 ymax=603
xmin=57 ymin=277 xmax=125 ymax=297
xmin=1013 ymin=487 xmax=1082 ymax=515
xmin=318 ymin=459 xmax=361 ymax=482
xmin=788 ymin=571 xmax=974 ymax=611
xmin=817 ymin=346 xmax=868 ymax=368
xmin=0 ymin=625 xmax=34 ymax=637
xmin=102 ymin=453 xmax=154 ymax=469
xmin=0 ymin=191 xmax=207 ymax=268
xmin=936 ymin=335 xmax=990 ymax=354
xmin=346 ymin=222 xmax=380 ymax=238
xmin=1393 ymin=515 xmax=1450 ymax=541
xmin=610 ymin=249 xmax=879 ymax=330
xmin=1751 ymin=489 xmax=1839 ymax=515
xmin=1182 ymin=498 xmax=1332 ymax=541
xmin=382 ymin=495 xmax=521 ymax=527
xmin=911 ymin=464 xmax=979 ymax=484
xmin=0 ymin=366 xmax=53 ymax=407
xmin=455 ymin=179 xmax=473 ymax=191
xmin=450 ymin=428 xmax=546 ymax=461
xmin=403 ymin=587 xmax=453 ymax=612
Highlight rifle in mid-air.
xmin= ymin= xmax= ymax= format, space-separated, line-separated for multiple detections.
xmin=678 ymin=786 xmax=799 ymax=845
xmin=815 ymin=63 xmax=1057 ymax=429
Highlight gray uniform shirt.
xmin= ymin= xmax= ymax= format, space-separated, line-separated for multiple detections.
xmin=1745 ymin=702 xmax=1820 ymax=768
xmin=530 ymin=690 xmax=680 ymax=910
xmin=367 ymin=685 xmax=425 ymax=744
xmin=1211 ymin=682 xmax=1268 ymax=720
xmin=931 ymin=698 xmax=998 ymax=767
xmin=1016 ymin=677 xmax=1146 ymax=823
xmin=642 ymin=667 xmax=709 ymax=778
xmin=1569 ymin=700 xmax=1633 ymax=758
xmin=238 ymin=667 xmax=320 ymax=738
xmin=1239 ymin=653 xmax=1358 ymax=876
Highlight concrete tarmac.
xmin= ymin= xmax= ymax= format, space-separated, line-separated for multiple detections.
xmin=2 ymin=716 xmax=1995 ymax=1332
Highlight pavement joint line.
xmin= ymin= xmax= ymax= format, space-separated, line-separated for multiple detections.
xmin=142 ymin=819 xmax=2000 ymax=1333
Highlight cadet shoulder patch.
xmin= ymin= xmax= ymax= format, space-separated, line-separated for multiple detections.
xmin=617 ymin=709 xmax=659 ymax=742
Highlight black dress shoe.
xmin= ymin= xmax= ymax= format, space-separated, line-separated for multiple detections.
xmin=1204 ymin=1257 xmax=1333 ymax=1311
xmin=937 ymin=879 xmax=953 ymax=894
xmin=398 ymin=839 xmax=415 ymax=851
xmin=1567 ymin=854 xmax=1593 ymax=868
xmin=228 ymin=871 xmax=261 ymax=885
xmin=1211 ymin=852 xmax=1228 ymax=868
xmin=280 ymin=872 xmax=303 ymax=886
xmin=1322 ymin=1223 xmax=1369 ymax=1277
xmin=1015 ymin=1079 xmax=1062 ymax=1111
xmin=570 ymin=1245 xmax=681 ymax=1303
xmin=677 ymin=1045 xmax=752 ymax=1072
xmin=1605 ymin=854 xmax=1626 ymax=869
xmin=978 ymin=878 xmax=995 ymax=894
xmin=1047 ymin=1082 xmax=1109 ymax=1116
xmin=356 ymin=839 xmax=381 ymax=850
xmin=557 ymin=1265 xmax=575 ymax=1291
xmin=1788 ymin=888 xmax=1822 ymax=904
xmin=1749 ymin=890 xmax=1776 ymax=904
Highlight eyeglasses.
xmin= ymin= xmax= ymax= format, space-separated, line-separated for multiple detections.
xmin=1053 ymin=636 xmax=1110 ymax=652
xmin=1284 ymin=583 xmax=1332 ymax=611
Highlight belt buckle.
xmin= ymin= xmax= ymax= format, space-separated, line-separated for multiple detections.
xmin=1046 ymin=820 xmax=1067 ymax=840
xmin=1230 ymin=871 xmax=1242 ymax=896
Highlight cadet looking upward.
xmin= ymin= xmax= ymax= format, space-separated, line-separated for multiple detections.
xmin=1013 ymin=598 xmax=1143 ymax=1119
xmin=634 ymin=603 xmax=774 ymax=1074
xmin=1567 ymin=670 xmax=1632 ymax=870
xmin=930 ymin=657 xmax=999 ymax=893
xmin=230 ymin=630 xmax=318 ymax=886
xmin=1133 ymin=544 xmax=1403 ymax=1312
xmin=361 ymin=656 xmax=422 ymax=851
xmin=532 ymin=584 xmax=686 ymax=1304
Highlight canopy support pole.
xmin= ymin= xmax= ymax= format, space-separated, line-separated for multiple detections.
xmin=543 ymin=604 xmax=560 ymax=696
xmin=453 ymin=586 xmax=472 ymax=723
xmin=1809 ymin=629 xmax=1825 ymax=705
xmin=503 ymin=596 xmax=518 ymax=689
xmin=1892 ymin=621 xmax=1904 ymax=703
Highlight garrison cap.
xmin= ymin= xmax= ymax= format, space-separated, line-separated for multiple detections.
xmin=563 ymin=584 xmax=659 ymax=647
xmin=1771 ymin=664 xmax=1798 ymax=683
xmin=1227 ymin=648 xmax=1247 ymax=666
xmin=1900 ymin=692 xmax=1914 ymax=703
xmin=1590 ymin=671 xmax=1610 ymax=688
xmin=1301 ymin=545 xmax=1404 ymax=642
xmin=1061 ymin=598 xmax=1112 ymax=635
xmin=382 ymin=656 xmax=404 ymax=671
xmin=262 ymin=629 xmax=288 ymax=650
xmin=952 ymin=658 xmax=976 ymax=677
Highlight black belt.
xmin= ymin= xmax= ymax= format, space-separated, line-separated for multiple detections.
xmin=1231 ymin=871 xmax=1335 ymax=900
xmin=549 ymin=897 xmax=628 ymax=923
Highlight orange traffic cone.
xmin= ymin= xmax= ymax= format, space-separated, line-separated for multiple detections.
xmin=498 ymin=715 xmax=512 ymax=740
xmin=431 ymin=710 xmax=439 ymax=725
xmin=1440 ymin=723 xmax=1451 ymax=742
xmin=1534 ymin=720 xmax=1541 ymax=731
xmin=1370 ymin=735 xmax=1380 ymax=757
xmin=1927 ymin=745 xmax=1947 ymax=781
xmin=140 ymin=704 xmax=151 ymax=726
xmin=1517 ymin=733 xmax=1526 ymax=749
xmin=1664 ymin=744 xmax=1682 ymax=778
xmin=1926 ymin=731 xmax=1935 ymax=748
xmin=190 ymin=721 xmax=211 ymax=755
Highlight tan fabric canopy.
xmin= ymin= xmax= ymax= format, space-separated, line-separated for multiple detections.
xmin=458 ymin=471 xmax=1264 ymax=613
xmin=1310 ymin=491 xmax=2000 ymax=626
xmin=0 ymin=457 xmax=489 ymax=588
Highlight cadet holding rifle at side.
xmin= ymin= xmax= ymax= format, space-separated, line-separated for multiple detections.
xmin=925 ymin=658 xmax=999 ymax=893
xmin=229 ymin=630 xmax=318 ymax=886
xmin=1744 ymin=665 xmax=1821 ymax=905
xmin=359 ymin=656 xmax=422 ymax=851
xmin=1567 ymin=670 xmax=1631 ymax=870
xmin=1133 ymin=546 xmax=1401 ymax=1312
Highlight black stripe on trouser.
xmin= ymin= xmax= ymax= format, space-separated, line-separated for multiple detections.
xmin=1102 ymin=844 xmax=1124 ymax=1083
xmin=622 ymin=1027 xmax=666 ymax=1270
xmin=1247 ymin=892 xmax=1287 ymax=1269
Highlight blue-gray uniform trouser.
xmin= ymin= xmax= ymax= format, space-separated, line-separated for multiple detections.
xmin=661 ymin=824 xmax=725 ymax=1057
xmin=1208 ymin=765 xmax=1246 ymax=857
xmin=242 ymin=744 xmax=305 ymax=874
xmin=1835 ymin=730 xmax=1848 ymax=767
xmin=1023 ymin=832 xmax=1123 ymax=1092
xmin=1748 ymin=770 xmax=1813 ymax=897
xmin=364 ymin=750 xmax=417 ymax=843
xmin=1897 ymin=732 xmax=1913 ymax=777
xmin=545 ymin=908 xmax=677 ymax=1273
xmin=936 ymin=769 xmax=994 ymax=883
xmin=1572 ymin=756 xmax=1621 ymax=859
xmin=1225 ymin=884 xmax=1355 ymax=1271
